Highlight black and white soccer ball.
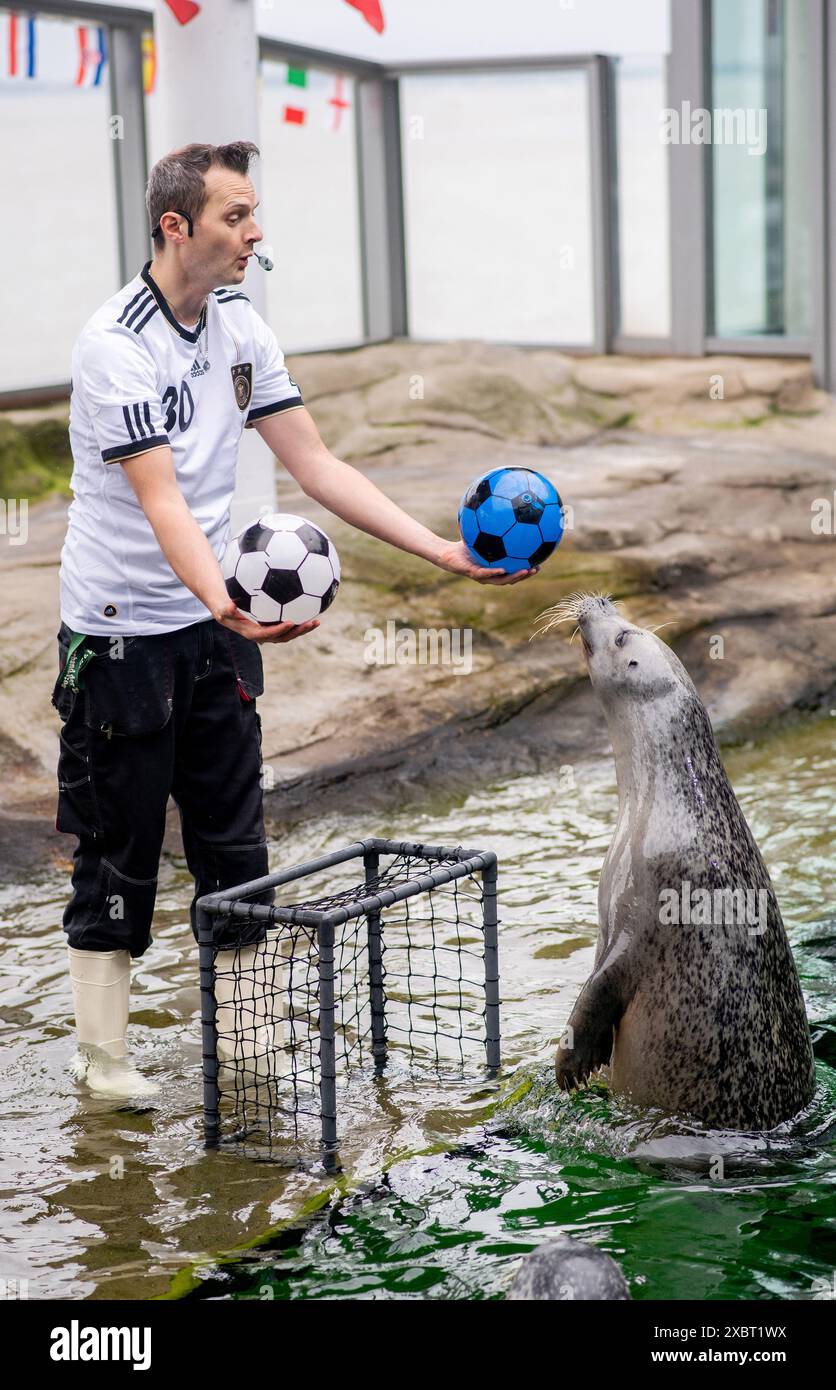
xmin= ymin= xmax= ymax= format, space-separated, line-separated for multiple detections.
xmin=221 ymin=513 xmax=340 ymax=625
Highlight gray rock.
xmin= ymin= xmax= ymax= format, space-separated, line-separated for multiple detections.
xmin=4 ymin=343 xmax=836 ymax=878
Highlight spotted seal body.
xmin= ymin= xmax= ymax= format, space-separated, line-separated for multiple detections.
xmin=545 ymin=594 xmax=815 ymax=1130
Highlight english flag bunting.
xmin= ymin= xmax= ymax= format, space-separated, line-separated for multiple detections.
xmin=328 ymin=75 xmax=351 ymax=130
xmin=344 ymin=0 xmax=385 ymax=34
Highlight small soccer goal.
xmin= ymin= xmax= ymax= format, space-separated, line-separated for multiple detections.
xmin=196 ymin=838 xmax=500 ymax=1167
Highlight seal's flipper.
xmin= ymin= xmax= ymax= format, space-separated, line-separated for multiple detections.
xmin=554 ymin=1020 xmax=613 ymax=1091
xmin=555 ymin=970 xmax=623 ymax=1091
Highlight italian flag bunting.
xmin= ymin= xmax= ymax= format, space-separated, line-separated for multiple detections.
xmin=283 ymin=66 xmax=307 ymax=126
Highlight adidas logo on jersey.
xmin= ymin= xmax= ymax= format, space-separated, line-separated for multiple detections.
xmin=190 ymin=358 xmax=211 ymax=378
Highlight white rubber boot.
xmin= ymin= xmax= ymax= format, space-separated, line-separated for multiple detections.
xmin=68 ymin=946 xmax=158 ymax=1099
xmin=214 ymin=940 xmax=288 ymax=1087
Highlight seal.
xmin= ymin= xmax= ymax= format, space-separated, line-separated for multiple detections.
xmin=507 ymin=1235 xmax=630 ymax=1301
xmin=537 ymin=592 xmax=815 ymax=1130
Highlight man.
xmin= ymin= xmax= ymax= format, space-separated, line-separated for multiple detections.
xmin=55 ymin=140 xmax=535 ymax=1099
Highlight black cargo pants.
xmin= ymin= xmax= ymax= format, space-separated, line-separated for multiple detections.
xmin=52 ymin=618 xmax=274 ymax=957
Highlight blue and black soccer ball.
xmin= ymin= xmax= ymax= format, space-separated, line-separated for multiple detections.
xmin=458 ymin=467 xmax=564 ymax=573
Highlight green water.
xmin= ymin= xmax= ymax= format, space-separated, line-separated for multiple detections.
xmin=1 ymin=715 xmax=834 ymax=1300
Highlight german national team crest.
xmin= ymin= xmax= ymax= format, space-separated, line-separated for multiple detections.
xmin=231 ymin=362 xmax=253 ymax=411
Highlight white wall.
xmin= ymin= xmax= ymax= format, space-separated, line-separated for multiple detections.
xmin=257 ymin=0 xmax=670 ymax=62
xmin=616 ymin=56 xmax=671 ymax=338
xmin=59 ymin=0 xmax=671 ymax=61
xmin=0 ymin=14 xmax=120 ymax=392
xmin=402 ymin=68 xmax=595 ymax=344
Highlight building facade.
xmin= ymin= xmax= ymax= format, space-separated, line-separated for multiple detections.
xmin=1 ymin=0 xmax=834 ymax=398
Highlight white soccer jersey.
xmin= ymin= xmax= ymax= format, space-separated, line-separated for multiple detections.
xmin=60 ymin=260 xmax=304 ymax=635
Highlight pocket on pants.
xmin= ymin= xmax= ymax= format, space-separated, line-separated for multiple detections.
xmin=221 ymin=628 xmax=265 ymax=701
xmin=56 ymin=725 xmax=103 ymax=836
xmin=82 ymin=633 xmax=174 ymax=737
xmin=67 ymin=853 xmax=158 ymax=955
xmin=199 ymin=841 xmax=274 ymax=950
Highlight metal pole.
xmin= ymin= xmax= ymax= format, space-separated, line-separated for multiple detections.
xmin=763 ymin=0 xmax=786 ymax=334
xmin=588 ymin=55 xmax=617 ymax=352
xmin=364 ymin=848 xmax=387 ymax=1073
xmin=199 ymin=840 xmax=370 ymax=908
xmin=197 ymin=900 xmax=220 ymax=1149
xmin=317 ymin=919 xmax=339 ymax=1171
xmin=355 ymin=75 xmax=408 ymax=340
xmin=668 ymin=0 xmax=709 ymax=352
xmin=215 ymin=852 xmax=495 ymax=927
xmin=107 ymin=21 xmax=150 ymax=287
xmin=824 ymin=0 xmax=836 ymax=390
xmin=481 ymin=857 xmax=501 ymax=1073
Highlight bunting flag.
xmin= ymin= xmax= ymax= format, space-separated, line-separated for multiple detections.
xmin=283 ymin=65 xmax=307 ymax=125
xmin=142 ymin=32 xmax=156 ymax=95
xmin=279 ymin=68 xmax=352 ymax=132
xmin=6 ymin=12 xmax=37 ymax=78
xmin=74 ymin=26 xmax=107 ymax=87
xmin=328 ymin=75 xmax=351 ymax=131
xmin=344 ymin=0 xmax=385 ymax=33
xmin=163 ymin=0 xmax=202 ymax=24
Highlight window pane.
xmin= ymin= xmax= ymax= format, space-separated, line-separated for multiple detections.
xmin=0 ymin=11 xmax=119 ymax=391
xmin=401 ymin=68 xmax=595 ymax=345
xmin=709 ymin=0 xmax=812 ymax=338
xmin=615 ymin=55 xmax=671 ymax=339
xmin=257 ymin=61 xmax=364 ymax=351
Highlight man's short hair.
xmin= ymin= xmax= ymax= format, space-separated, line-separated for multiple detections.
xmin=146 ymin=141 xmax=260 ymax=246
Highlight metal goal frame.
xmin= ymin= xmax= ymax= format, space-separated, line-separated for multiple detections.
xmin=196 ymin=838 xmax=500 ymax=1165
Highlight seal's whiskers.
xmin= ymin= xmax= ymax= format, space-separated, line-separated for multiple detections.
xmin=530 ymin=590 xmax=614 ymax=641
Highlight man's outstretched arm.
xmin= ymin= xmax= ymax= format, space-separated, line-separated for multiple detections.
xmin=254 ymin=406 xmax=538 ymax=587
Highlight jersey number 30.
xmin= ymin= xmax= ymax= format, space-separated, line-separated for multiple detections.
xmin=161 ymin=381 xmax=195 ymax=434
